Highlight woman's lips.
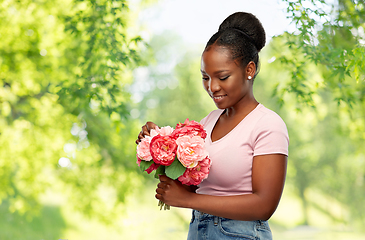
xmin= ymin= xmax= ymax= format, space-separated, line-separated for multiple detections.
xmin=212 ymin=94 xmax=227 ymax=103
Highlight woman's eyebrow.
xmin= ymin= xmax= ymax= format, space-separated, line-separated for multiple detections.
xmin=200 ymin=69 xmax=229 ymax=74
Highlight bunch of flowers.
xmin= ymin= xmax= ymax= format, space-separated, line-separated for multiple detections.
xmin=136 ymin=119 xmax=211 ymax=210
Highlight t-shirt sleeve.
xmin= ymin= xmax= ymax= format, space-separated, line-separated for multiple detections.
xmin=252 ymin=113 xmax=289 ymax=157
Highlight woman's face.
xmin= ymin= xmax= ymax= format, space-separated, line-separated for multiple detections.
xmin=201 ymin=45 xmax=252 ymax=110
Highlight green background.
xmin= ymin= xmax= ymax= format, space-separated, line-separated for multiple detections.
xmin=0 ymin=0 xmax=364 ymax=239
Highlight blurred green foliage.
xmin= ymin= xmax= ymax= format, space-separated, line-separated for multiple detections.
xmin=0 ymin=0 xmax=144 ymax=223
xmin=279 ymin=0 xmax=365 ymax=108
xmin=270 ymin=0 xmax=365 ymax=228
xmin=0 ymin=200 xmax=66 ymax=240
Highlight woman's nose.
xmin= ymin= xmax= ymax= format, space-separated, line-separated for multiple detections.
xmin=209 ymin=78 xmax=220 ymax=93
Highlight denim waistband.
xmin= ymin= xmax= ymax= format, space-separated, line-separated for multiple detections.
xmin=191 ymin=210 xmax=270 ymax=226
xmin=193 ymin=209 xmax=218 ymax=218
xmin=192 ymin=210 xmax=219 ymax=224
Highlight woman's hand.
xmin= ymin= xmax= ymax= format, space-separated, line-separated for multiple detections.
xmin=136 ymin=121 xmax=158 ymax=144
xmin=155 ymin=175 xmax=193 ymax=208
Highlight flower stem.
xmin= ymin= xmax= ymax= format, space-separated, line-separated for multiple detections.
xmin=158 ymin=200 xmax=170 ymax=210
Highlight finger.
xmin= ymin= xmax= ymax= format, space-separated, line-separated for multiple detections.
xmin=138 ymin=131 xmax=143 ymax=138
xmin=155 ymin=193 xmax=162 ymax=200
xmin=136 ymin=131 xmax=144 ymax=144
xmin=159 ymin=175 xmax=169 ymax=182
xmin=141 ymin=125 xmax=150 ymax=137
xmin=157 ymin=182 xmax=169 ymax=190
xmin=156 ymin=188 xmax=164 ymax=195
xmin=146 ymin=121 xmax=158 ymax=132
xmin=137 ymin=132 xmax=145 ymax=141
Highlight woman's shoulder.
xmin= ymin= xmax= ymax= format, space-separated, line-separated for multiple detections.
xmin=251 ymin=104 xmax=289 ymax=156
xmin=200 ymin=109 xmax=224 ymax=126
xmin=253 ymin=104 xmax=287 ymax=130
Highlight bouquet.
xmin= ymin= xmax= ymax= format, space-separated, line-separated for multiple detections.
xmin=136 ymin=119 xmax=211 ymax=210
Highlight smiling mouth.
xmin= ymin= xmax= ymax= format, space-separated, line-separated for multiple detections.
xmin=212 ymin=95 xmax=227 ymax=100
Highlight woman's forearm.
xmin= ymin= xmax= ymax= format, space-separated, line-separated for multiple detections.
xmin=185 ymin=192 xmax=276 ymax=221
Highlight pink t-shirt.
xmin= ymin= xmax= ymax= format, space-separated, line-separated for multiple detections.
xmin=197 ymin=104 xmax=289 ymax=196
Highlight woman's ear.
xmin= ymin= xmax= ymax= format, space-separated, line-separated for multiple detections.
xmin=245 ymin=61 xmax=256 ymax=80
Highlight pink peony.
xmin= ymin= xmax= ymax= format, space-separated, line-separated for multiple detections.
xmin=176 ymin=135 xmax=208 ymax=168
xmin=137 ymin=126 xmax=174 ymax=162
xmin=150 ymin=135 xmax=177 ymax=166
xmin=178 ymin=157 xmax=211 ymax=185
xmin=172 ymin=118 xmax=207 ymax=139
xmin=156 ymin=126 xmax=174 ymax=136
xmin=150 ymin=126 xmax=174 ymax=138
xmin=136 ymin=136 xmax=153 ymax=161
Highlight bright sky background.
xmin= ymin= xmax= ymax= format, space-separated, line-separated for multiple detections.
xmin=138 ymin=0 xmax=294 ymax=45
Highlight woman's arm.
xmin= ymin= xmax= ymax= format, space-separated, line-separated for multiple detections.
xmin=156 ymin=154 xmax=287 ymax=221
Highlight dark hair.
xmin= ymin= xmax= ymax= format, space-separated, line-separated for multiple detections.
xmin=205 ymin=12 xmax=266 ymax=76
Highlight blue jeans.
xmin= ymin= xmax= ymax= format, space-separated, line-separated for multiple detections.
xmin=187 ymin=210 xmax=272 ymax=240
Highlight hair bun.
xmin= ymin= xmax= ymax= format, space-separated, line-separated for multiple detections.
xmin=218 ymin=12 xmax=266 ymax=52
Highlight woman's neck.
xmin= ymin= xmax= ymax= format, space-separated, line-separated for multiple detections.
xmin=223 ymin=97 xmax=259 ymax=120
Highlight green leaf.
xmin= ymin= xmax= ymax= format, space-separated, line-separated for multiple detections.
xmin=165 ymin=158 xmax=186 ymax=180
xmin=139 ymin=160 xmax=154 ymax=172
xmin=154 ymin=165 xmax=166 ymax=179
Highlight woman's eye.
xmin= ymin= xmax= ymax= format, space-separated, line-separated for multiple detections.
xmin=219 ymin=76 xmax=229 ymax=80
xmin=202 ymin=76 xmax=209 ymax=81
